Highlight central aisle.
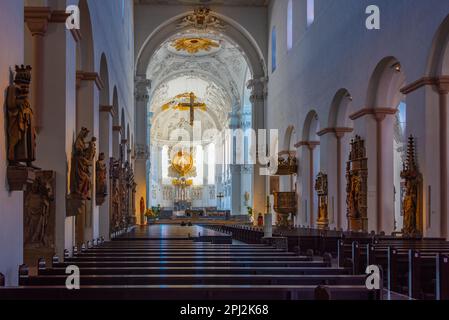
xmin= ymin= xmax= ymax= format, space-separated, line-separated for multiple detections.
xmin=117 ymin=224 xmax=233 ymax=243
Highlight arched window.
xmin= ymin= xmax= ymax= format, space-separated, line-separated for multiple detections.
xmin=271 ymin=26 xmax=277 ymax=72
xmin=194 ymin=145 xmax=204 ymax=185
xmin=393 ymin=101 xmax=407 ymax=231
xmin=161 ymin=146 xmax=169 ymax=184
xmin=287 ymin=0 xmax=293 ymax=50
xmin=307 ymin=0 xmax=315 ymax=27
xmin=207 ymin=144 xmax=216 ymax=185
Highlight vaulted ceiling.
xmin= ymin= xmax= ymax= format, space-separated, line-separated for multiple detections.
xmin=148 ymin=30 xmax=251 ymax=146
xmin=134 ymin=0 xmax=269 ymax=6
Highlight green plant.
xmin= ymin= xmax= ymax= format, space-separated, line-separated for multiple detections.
xmin=247 ymin=206 xmax=253 ymax=216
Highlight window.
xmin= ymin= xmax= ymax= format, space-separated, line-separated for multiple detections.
xmin=287 ymin=0 xmax=293 ymax=50
xmin=271 ymin=26 xmax=277 ymax=72
xmin=207 ymin=144 xmax=215 ymax=185
xmin=162 ymin=146 xmax=169 ymax=183
xmin=307 ymin=0 xmax=315 ymax=27
xmin=194 ymin=145 xmax=204 ymax=185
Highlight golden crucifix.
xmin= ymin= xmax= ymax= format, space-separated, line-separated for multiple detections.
xmin=178 ymin=92 xmax=206 ymax=126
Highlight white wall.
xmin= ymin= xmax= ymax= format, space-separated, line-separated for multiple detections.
xmin=0 ymin=0 xmax=25 ymax=286
xmin=268 ymin=0 xmax=449 ymax=236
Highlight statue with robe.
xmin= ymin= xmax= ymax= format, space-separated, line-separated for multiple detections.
xmin=401 ymin=136 xmax=421 ymax=236
xmin=72 ymin=127 xmax=96 ymax=200
xmin=6 ymin=65 xmax=36 ymax=167
xmin=24 ymin=177 xmax=54 ymax=247
xmin=96 ymin=152 xmax=108 ymax=200
xmin=403 ymin=179 xmax=418 ymax=235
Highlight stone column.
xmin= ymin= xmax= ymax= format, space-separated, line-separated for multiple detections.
xmin=247 ymin=77 xmax=268 ymax=218
xmin=317 ymin=128 xmax=352 ymax=230
xmin=98 ymin=105 xmax=114 ymax=240
xmin=229 ymin=109 xmax=242 ymax=215
xmin=334 ymin=129 xmax=353 ymax=230
xmin=437 ymin=79 xmax=449 ymax=239
xmin=34 ymin=11 xmax=76 ymax=258
xmin=134 ymin=77 xmax=151 ymax=225
xmin=75 ymin=71 xmax=103 ymax=246
xmin=25 ymin=7 xmax=51 ymax=132
xmin=373 ymin=109 xmax=396 ymax=233
xmin=295 ymin=141 xmax=319 ymax=227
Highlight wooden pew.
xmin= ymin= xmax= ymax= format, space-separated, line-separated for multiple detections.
xmin=50 ymin=260 xmax=329 ymax=268
xmin=20 ymin=274 xmax=368 ymax=286
xmin=0 ymin=284 xmax=380 ymax=300
xmin=38 ymin=266 xmax=351 ymax=276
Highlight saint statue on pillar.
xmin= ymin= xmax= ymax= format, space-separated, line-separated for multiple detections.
xmin=96 ymin=152 xmax=108 ymax=205
xmin=6 ymin=65 xmax=37 ymax=167
xmin=71 ymin=127 xmax=96 ymax=200
xmin=401 ymin=136 xmax=422 ymax=236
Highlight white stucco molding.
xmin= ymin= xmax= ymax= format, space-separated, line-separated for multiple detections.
xmin=135 ymin=77 xmax=152 ymax=102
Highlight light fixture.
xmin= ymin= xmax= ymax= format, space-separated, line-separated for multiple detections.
xmin=391 ymin=62 xmax=401 ymax=72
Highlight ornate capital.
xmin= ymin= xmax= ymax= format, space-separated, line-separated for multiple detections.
xmin=76 ymin=71 xmax=104 ymax=91
xmin=247 ymin=77 xmax=268 ymax=102
xmin=135 ymin=78 xmax=152 ymax=102
xmin=135 ymin=144 xmax=150 ymax=160
xmin=25 ymin=7 xmax=51 ymax=36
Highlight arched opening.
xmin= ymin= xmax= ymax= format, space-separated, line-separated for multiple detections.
xmin=136 ymin=10 xmax=267 ymax=218
xmin=327 ymin=89 xmax=354 ymax=230
xmin=112 ymin=87 xmax=120 ymax=159
xmin=365 ymin=56 xmax=406 ymax=233
xmin=425 ymin=13 xmax=449 ymax=238
xmin=300 ymin=111 xmax=320 ymax=227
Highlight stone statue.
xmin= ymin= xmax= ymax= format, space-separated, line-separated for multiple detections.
xmin=6 ymin=65 xmax=36 ymax=167
xmin=315 ymin=172 xmax=329 ymax=229
xmin=403 ymin=180 xmax=418 ymax=235
xmin=349 ymin=173 xmax=361 ymax=219
xmin=140 ymin=197 xmax=145 ymax=216
xmin=96 ymin=152 xmax=108 ymax=200
xmin=72 ymin=127 xmax=96 ymax=200
xmin=24 ymin=177 xmax=54 ymax=247
xmin=112 ymin=185 xmax=120 ymax=231
xmin=401 ymin=136 xmax=421 ymax=236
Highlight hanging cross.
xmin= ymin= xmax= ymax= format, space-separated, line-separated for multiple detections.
xmin=177 ymin=92 xmax=206 ymax=126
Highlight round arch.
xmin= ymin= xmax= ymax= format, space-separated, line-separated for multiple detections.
xmin=78 ymin=0 xmax=94 ymax=72
xmin=366 ymin=56 xmax=406 ymax=110
xmin=328 ymin=88 xmax=353 ymax=128
xmin=135 ymin=11 xmax=266 ymax=79
xmin=427 ymin=14 xmax=449 ymax=76
xmin=137 ymin=10 xmax=268 ymax=216
xmin=364 ymin=56 xmax=407 ymax=234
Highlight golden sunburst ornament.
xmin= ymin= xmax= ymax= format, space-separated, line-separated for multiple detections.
xmin=171 ymin=151 xmax=194 ymax=176
xmin=172 ymin=38 xmax=220 ymax=54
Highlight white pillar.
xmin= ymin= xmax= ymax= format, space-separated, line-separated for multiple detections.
xmin=247 ymin=77 xmax=268 ymax=218
xmin=134 ymin=77 xmax=151 ymax=225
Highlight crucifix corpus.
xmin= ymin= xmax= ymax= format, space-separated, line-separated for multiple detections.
xmin=178 ymin=92 xmax=206 ymax=126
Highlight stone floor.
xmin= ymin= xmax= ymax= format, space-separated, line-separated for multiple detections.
xmin=118 ymin=224 xmax=229 ymax=240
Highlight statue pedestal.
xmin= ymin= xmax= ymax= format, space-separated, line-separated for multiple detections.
xmin=67 ymin=195 xmax=86 ymax=217
xmin=7 ymin=166 xmax=36 ymax=191
xmin=317 ymin=219 xmax=329 ymax=230
xmin=96 ymin=193 xmax=107 ymax=206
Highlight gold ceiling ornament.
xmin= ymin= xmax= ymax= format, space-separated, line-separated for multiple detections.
xmin=172 ymin=38 xmax=220 ymax=54
xmin=177 ymin=7 xmax=225 ymax=31
xmin=171 ymin=150 xmax=194 ymax=176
